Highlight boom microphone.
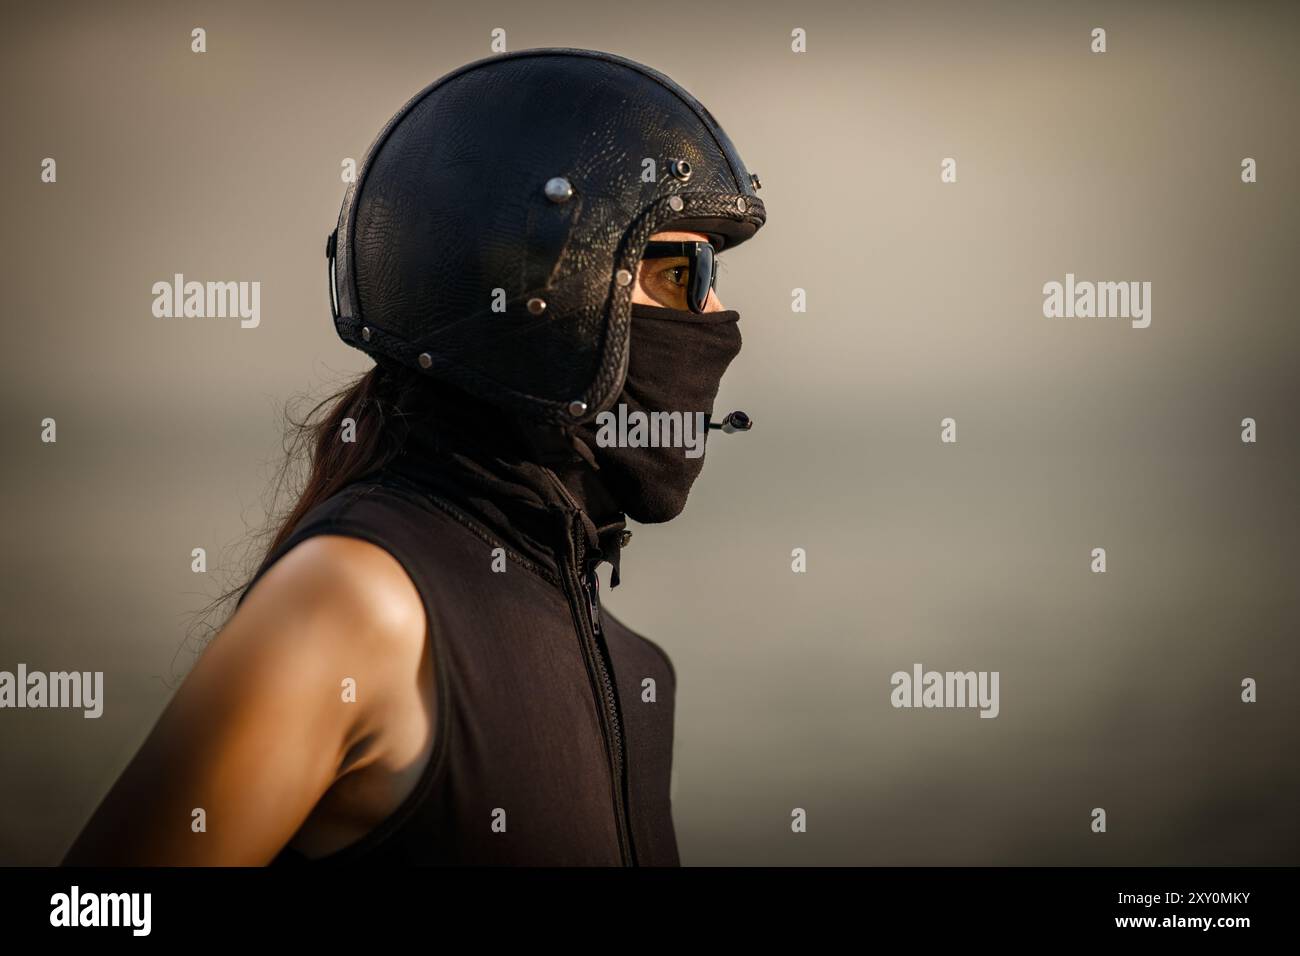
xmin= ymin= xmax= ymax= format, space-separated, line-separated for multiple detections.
xmin=708 ymin=410 xmax=753 ymax=433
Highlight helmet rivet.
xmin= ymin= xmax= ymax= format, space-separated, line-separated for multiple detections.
xmin=568 ymin=400 xmax=588 ymax=417
xmin=750 ymin=172 xmax=762 ymax=191
xmin=543 ymin=177 xmax=573 ymax=203
xmin=615 ymin=269 xmax=633 ymax=287
xmin=668 ymin=159 xmax=693 ymax=182
xmin=418 ymin=352 xmax=433 ymax=369
xmin=736 ymin=197 xmax=748 ymax=212
xmin=527 ymin=297 xmax=547 ymax=315
xmin=668 ymin=195 xmax=684 ymax=212
xmin=361 ymin=326 xmax=372 ymax=342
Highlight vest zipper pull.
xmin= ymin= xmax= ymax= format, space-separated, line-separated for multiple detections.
xmin=583 ymin=567 xmax=602 ymax=635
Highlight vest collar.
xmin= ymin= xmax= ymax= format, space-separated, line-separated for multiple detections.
xmin=380 ymin=386 xmax=630 ymax=586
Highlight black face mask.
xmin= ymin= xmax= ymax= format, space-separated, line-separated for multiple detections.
xmin=577 ymin=303 xmax=743 ymax=524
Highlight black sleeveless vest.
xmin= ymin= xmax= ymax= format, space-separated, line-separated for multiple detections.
xmin=236 ymin=426 xmax=680 ymax=866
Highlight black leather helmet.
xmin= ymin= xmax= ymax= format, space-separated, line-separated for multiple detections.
xmin=325 ymin=47 xmax=767 ymax=426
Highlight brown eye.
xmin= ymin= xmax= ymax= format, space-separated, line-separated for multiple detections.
xmin=634 ymin=257 xmax=689 ymax=309
xmin=650 ymin=258 xmax=689 ymax=290
xmin=661 ymin=265 xmax=688 ymax=287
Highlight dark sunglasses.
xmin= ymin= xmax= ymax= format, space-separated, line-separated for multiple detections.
xmin=640 ymin=240 xmax=718 ymax=313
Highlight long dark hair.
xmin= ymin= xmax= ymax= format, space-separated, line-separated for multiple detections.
xmin=177 ymin=360 xmax=427 ymax=677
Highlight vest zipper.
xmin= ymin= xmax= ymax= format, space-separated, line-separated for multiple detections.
xmin=569 ymin=520 xmax=636 ymax=866
xmin=536 ymin=467 xmax=635 ymax=866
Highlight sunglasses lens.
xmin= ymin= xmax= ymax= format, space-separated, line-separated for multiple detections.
xmin=691 ymin=242 xmax=715 ymax=312
xmin=638 ymin=241 xmax=719 ymax=312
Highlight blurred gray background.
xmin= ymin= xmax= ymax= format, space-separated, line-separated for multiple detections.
xmin=2 ymin=0 xmax=1297 ymax=865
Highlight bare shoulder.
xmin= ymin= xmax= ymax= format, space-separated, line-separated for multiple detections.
xmin=241 ymin=533 xmax=428 ymax=663
xmin=228 ymin=532 xmax=432 ymax=749
xmin=60 ymin=534 xmax=432 ymax=865
xmin=234 ymin=532 xmax=435 ymax=778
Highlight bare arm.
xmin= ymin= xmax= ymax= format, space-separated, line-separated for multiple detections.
xmin=60 ymin=535 xmax=428 ymax=866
